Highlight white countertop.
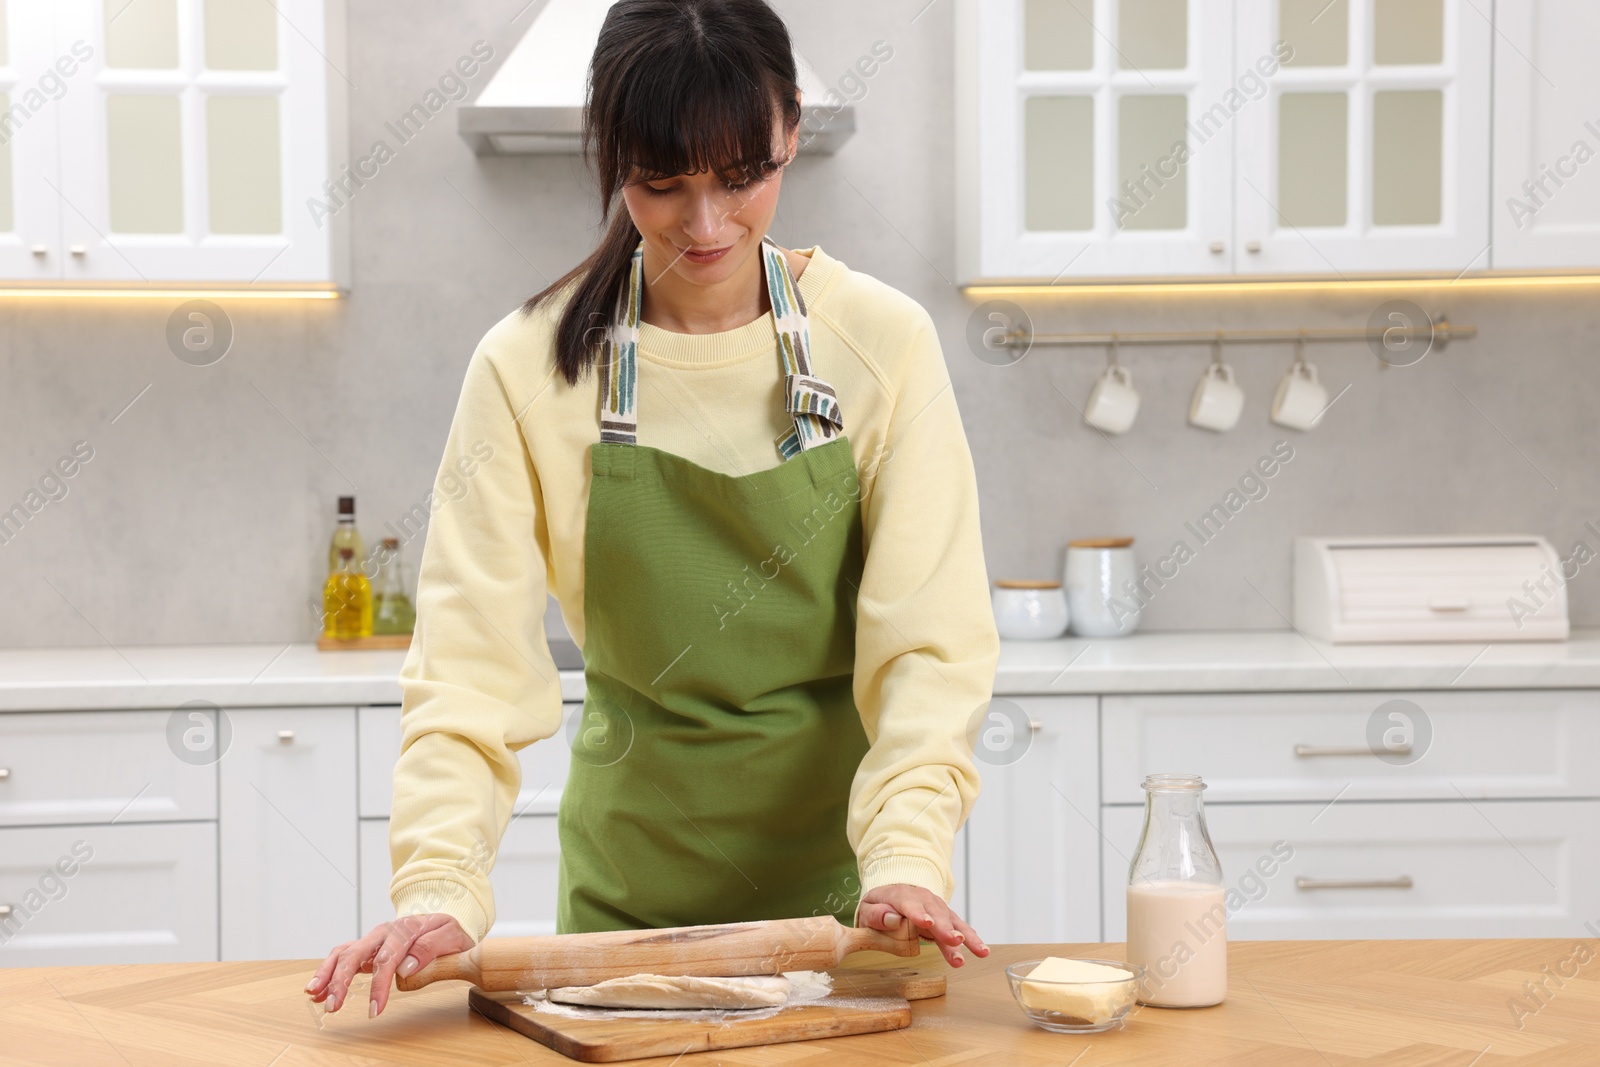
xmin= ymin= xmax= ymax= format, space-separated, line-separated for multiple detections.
xmin=2 ymin=630 xmax=1598 ymax=712
xmin=996 ymin=629 xmax=1600 ymax=693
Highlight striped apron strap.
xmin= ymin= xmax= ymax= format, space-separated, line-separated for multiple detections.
xmin=597 ymin=242 xmax=643 ymax=444
xmin=599 ymin=238 xmax=845 ymax=458
xmin=764 ymin=237 xmax=845 ymax=459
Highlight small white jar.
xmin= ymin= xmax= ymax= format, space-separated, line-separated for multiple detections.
xmin=1064 ymin=538 xmax=1140 ymax=637
xmin=992 ymin=580 xmax=1070 ymax=640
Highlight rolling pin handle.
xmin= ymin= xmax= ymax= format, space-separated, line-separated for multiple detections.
xmin=394 ymin=947 xmax=481 ymax=991
xmin=838 ymin=914 xmax=922 ymax=959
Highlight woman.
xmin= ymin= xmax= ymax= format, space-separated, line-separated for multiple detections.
xmin=309 ymin=0 xmax=998 ymax=1018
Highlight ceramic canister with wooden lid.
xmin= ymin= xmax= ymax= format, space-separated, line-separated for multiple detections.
xmin=1064 ymin=538 xmax=1139 ymax=637
xmin=991 ymin=580 xmax=1069 ymax=639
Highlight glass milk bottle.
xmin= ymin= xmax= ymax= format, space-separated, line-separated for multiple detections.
xmin=1126 ymin=773 xmax=1227 ymax=1007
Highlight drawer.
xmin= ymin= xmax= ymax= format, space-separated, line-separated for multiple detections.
xmin=0 ymin=710 xmax=217 ymax=826
xmin=1102 ymin=690 xmax=1600 ymax=804
xmin=358 ymin=704 xmax=575 ymax=819
xmin=1102 ymin=799 xmax=1600 ymax=940
xmin=0 ymin=822 xmax=218 ymax=966
xmin=360 ymin=815 xmax=561 ymax=937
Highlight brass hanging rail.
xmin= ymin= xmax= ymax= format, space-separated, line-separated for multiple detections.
xmin=995 ymin=320 xmax=1477 ymax=349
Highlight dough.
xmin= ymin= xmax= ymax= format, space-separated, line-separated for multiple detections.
xmin=547 ymin=972 xmax=800 ymax=1010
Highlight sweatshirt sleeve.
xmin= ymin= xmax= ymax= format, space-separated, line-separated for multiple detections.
xmin=847 ymin=308 xmax=1000 ymax=906
xmin=388 ymin=345 xmax=565 ymax=945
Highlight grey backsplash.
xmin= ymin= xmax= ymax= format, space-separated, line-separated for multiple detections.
xmin=2 ymin=0 xmax=1597 ymax=648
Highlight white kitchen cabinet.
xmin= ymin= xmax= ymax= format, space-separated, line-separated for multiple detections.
xmin=0 ymin=821 xmax=217 ymax=965
xmin=958 ymin=0 xmax=1498 ymax=282
xmin=1103 ymin=799 xmax=1600 ymax=940
xmin=9 ymin=0 xmax=347 ymax=285
xmin=965 ymin=696 xmax=1100 ymax=942
xmin=1490 ymin=0 xmax=1600 ymax=269
xmin=0 ymin=709 xmax=216 ymax=826
xmin=219 ymin=707 xmax=357 ymax=961
xmin=0 ymin=1 xmax=63 ymax=280
xmin=1233 ymin=0 xmax=1491 ymax=274
xmin=949 ymin=827 xmax=969 ymax=922
xmin=957 ymin=0 xmax=1238 ymax=281
xmin=1101 ymin=690 xmax=1600 ymax=804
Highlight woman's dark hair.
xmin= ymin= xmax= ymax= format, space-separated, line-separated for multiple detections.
xmin=522 ymin=0 xmax=802 ymax=387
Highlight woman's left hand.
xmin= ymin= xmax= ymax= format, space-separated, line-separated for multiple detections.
xmin=857 ymin=884 xmax=990 ymax=968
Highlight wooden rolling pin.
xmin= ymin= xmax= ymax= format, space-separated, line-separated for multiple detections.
xmin=395 ymin=914 xmax=921 ymax=992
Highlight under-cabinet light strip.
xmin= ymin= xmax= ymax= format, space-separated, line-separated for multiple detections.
xmin=0 ymin=288 xmax=342 ymax=300
xmin=965 ymin=274 xmax=1600 ymax=297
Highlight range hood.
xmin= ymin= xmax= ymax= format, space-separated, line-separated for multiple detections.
xmin=461 ymin=0 xmax=854 ymax=156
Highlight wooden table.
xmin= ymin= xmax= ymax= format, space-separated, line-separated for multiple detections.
xmin=4 ymin=939 xmax=1599 ymax=1065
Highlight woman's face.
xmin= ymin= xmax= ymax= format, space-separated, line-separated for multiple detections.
xmin=621 ymin=108 xmax=798 ymax=287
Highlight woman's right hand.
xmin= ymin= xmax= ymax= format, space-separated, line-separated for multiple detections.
xmin=305 ymin=913 xmax=474 ymax=1017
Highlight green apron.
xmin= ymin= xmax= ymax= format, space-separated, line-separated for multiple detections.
xmin=556 ymin=237 xmax=872 ymax=933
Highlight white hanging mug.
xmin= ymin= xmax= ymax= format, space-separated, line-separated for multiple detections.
xmin=1085 ymin=338 xmax=1140 ymax=434
xmin=1271 ymin=358 xmax=1328 ymax=431
xmin=1189 ymin=349 xmax=1244 ymax=433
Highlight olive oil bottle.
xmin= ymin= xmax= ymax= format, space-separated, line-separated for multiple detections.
xmin=372 ymin=537 xmax=416 ymax=635
xmin=328 ymin=496 xmax=363 ymax=575
xmin=323 ymin=547 xmax=373 ymax=639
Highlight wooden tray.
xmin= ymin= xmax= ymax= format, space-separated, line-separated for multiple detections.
xmin=315 ymin=633 xmax=412 ymax=651
xmin=468 ymin=964 xmax=945 ymax=1063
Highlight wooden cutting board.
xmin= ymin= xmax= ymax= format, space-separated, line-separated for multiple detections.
xmin=467 ymin=964 xmax=946 ymax=1063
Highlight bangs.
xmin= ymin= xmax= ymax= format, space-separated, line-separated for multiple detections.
xmin=607 ymin=66 xmax=787 ymax=185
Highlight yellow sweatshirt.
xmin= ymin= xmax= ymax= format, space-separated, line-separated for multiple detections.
xmin=390 ymin=245 xmax=1000 ymax=942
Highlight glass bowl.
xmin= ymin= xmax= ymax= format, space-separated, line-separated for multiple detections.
xmin=1004 ymin=958 xmax=1143 ymax=1034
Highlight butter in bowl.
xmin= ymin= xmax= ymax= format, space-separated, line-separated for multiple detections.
xmin=1005 ymin=957 xmax=1142 ymax=1033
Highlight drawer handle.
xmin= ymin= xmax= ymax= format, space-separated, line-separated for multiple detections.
xmin=1295 ymin=876 xmax=1414 ymax=891
xmin=1028 ymin=719 xmax=1043 ymax=733
xmin=0 ymin=767 xmax=9 ymax=780
xmin=1294 ymin=744 xmax=1412 ymax=758
xmin=1428 ymin=596 xmax=1469 ymax=612
xmin=0 ymin=904 xmax=11 ymax=918
xmin=277 ymin=730 xmax=296 ymax=744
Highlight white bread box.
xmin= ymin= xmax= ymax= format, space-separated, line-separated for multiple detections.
xmin=1292 ymin=535 xmax=1570 ymax=643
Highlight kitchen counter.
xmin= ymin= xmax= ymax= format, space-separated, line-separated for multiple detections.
xmin=3 ymin=939 xmax=1593 ymax=1065
xmin=0 ymin=638 xmax=587 ymax=711
xmin=3 ymin=630 xmax=1600 ymax=711
xmin=997 ymin=628 xmax=1600 ymax=693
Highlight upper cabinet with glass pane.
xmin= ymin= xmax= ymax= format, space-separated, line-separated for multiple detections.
xmin=1231 ymin=0 xmax=1490 ymax=275
xmin=959 ymin=0 xmax=1600 ymax=282
xmin=1 ymin=0 xmax=346 ymax=286
xmin=959 ymin=0 xmax=1238 ymax=281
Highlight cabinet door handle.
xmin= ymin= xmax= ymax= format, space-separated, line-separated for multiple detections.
xmin=277 ymin=730 xmax=296 ymax=744
xmin=0 ymin=767 xmax=9 ymax=780
xmin=1294 ymin=743 xmax=1411 ymax=758
xmin=31 ymin=245 xmax=47 ymax=257
xmin=0 ymin=904 xmax=11 ymax=918
xmin=1296 ymin=876 xmax=1414 ymax=891
xmin=1208 ymin=241 xmax=1224 ymax=254
xmin=69 ymin=245 xmax=88 ymax=256
xmin=1028 ymin=719 xmax=1043 ymax=733
xmin=1246 ymin=240 xmax=1262 ymax=253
